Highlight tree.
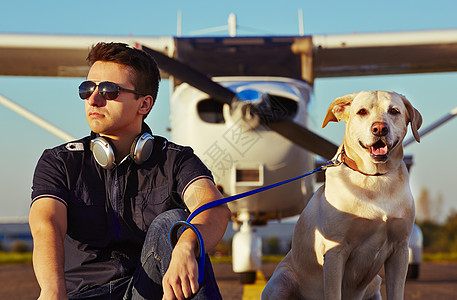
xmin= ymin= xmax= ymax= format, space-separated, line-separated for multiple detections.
xmin=10 ymin=240 xmax=30 ymax=253
xmin=417 ymin=209 xmax=457 ymax=253
xmin=416 ymin=187 xmax=443 ymax=223
xmin=441 ymin=211 xmax=457 ymax=252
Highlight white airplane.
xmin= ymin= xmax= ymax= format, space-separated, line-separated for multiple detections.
xmin=1 ymin=28 xmax=457 ymax=283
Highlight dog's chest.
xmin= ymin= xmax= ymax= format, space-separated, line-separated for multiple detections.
xmin=344 ymin=241 xmax=390 ymax=284
xmin=344 ymin=217 xmax=411 ymax=281
xmin=324 ymin=166 xmax=412 ymax=219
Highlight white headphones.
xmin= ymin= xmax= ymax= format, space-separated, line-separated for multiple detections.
xmin=90 ymin=124 xmax=154 ymax=169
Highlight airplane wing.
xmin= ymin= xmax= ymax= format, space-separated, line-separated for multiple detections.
xmin=311 ymin=29 xmax=457 ymax=77
xmin=0 ymin=33 xmax=175 ymax=78
xmin=1 ymin=29 xmax=457 ymax=80
xmin=2 ymin=30 xmax=455 ymax=158
xmin=173 ymin=29 xmax=457 ymax=83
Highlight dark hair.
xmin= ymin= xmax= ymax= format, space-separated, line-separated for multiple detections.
xmin=87 ymin=42 xmax=161 ymax=118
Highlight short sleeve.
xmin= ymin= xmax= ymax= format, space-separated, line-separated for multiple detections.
xmin=170 ymin=145 xmax=214 ymax=198
xmin=31 ymin=149 xmax=70 ymax=206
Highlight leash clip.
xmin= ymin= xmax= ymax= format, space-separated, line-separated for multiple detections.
xmin=321 ymin=151 xmax=344 ymax=170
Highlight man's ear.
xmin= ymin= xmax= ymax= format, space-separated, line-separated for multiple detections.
xmin=322 ymin=92 xmax=357 ymax=128
xmin=138 ymin=95 xmax=154 ymax=116
xmin=400 ymin=94 xmax=422 ymax=143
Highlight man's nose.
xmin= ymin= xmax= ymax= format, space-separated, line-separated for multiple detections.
xmin=86 ymin=88 xmax=106 ymax=107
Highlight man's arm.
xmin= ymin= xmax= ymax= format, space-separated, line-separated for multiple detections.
xmin=162 ymin=178 xmax=231 ymax=300
xmin=29 ymin=198 xmax=68 ymax=300
xmin=182 ymin=178 xmax=231 ymax=253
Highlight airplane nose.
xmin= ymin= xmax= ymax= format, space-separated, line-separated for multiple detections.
xmin=371 ymin=122 xmax=389 ymax=136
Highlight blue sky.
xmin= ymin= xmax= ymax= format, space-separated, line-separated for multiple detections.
xmin=1 ymin=0 xmax=456 ymax=222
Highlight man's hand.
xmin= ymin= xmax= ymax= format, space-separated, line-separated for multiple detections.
xmin=162 ymin=239 xmax=199 ymax=300
xmin=162 ymin=177 xmax=230 ymax=299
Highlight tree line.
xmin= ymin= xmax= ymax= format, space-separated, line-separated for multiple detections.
xmin=416 ymin=187 xmax=457 ymax=253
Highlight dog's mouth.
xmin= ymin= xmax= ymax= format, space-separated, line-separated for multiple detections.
xmin=371 ymin=140 xmax=388 ymax=157
xmin=360 ymin=140 xmax=398 ymax=162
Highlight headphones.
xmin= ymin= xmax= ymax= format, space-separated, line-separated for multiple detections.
xmin=90 ymin=123 xmax=154 ymax=169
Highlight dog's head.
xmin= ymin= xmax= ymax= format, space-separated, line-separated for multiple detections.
xmin=322 ymin=91 xmax=422 ymax=173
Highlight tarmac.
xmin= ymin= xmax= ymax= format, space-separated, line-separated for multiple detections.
xmin=1 ymin=261 xmax=457 ymax=299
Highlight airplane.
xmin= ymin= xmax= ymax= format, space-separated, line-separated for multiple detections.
xmin=1 ymin=27 xmax=457 ymax=283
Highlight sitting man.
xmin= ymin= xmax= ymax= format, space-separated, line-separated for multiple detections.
xmin=29 ymin=42 xmax=231 ymax=300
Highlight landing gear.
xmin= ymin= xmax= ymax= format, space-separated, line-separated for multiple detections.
xmin=406 ymin=263 xmax=420 ymax=280
xmin=239 ymin=271 xmax=257 ymax=284
xmin=232 ymin=212 xmax=262 ymax=284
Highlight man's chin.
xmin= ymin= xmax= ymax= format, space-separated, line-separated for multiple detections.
xmin=87 ymin=123 xmax=107 ymax=135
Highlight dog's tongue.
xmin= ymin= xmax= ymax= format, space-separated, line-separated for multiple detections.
xmin=371 ymin=144 xmax=388 ymax=156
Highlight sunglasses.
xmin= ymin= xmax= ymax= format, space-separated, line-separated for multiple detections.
xmin=79 ymin=81 xmax=146 ymax=100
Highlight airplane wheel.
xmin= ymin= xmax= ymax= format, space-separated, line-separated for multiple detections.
xmin=406 ymin=263 xmax=420 ymax=280
xmin=239 ymin=271 xmax=256 ymax=284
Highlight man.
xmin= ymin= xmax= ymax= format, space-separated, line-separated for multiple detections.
xmin=29 ymin=42 xmax=231 ymax=300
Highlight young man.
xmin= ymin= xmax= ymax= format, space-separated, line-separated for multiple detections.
xmin=29 ymin=42 xmax=231 ymax=300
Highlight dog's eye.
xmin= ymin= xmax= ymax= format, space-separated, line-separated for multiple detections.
xmin=389 ymin=107 xmax=400 ymax=115
xmin=357 ymin=108 xmax=368 ymax=116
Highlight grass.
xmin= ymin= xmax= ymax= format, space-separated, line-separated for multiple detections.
xmin=211 ymin=253 xmax=457 ymax=264
xmin=423 ymin=252 xmax=457 ymax=262
xmin=0 ymin=252 xmax=285 ymax=265
xmin=0 ymin=251 xmax=32 ymax=265
xmin=210 ymin=254 xmax=286 ymax=264
xmin=1 ymin=252 xmax=457 ymax=265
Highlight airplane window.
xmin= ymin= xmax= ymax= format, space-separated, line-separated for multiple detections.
xmin=197 ymin=98 xmax=225 ymax=123
xmin=196 ymin=96 xmax=298 ymax=124
xmin=236 ymin=169 xmax=260 ymax=182
xmin=266 ymin=95 xmax=298 ymax=120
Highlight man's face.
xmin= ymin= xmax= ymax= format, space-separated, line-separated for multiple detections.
xmin=85 ymin=61 xmax=143 ymax=137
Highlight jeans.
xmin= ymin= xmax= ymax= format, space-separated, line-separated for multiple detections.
xmin=70 ymin=209 xmax=222 ymax=300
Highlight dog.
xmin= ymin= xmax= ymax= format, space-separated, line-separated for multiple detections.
xmin=262 ymin=91 xmax=422 ymax=300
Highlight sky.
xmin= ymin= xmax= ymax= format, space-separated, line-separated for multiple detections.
xmin=1 ymin=0 xmax=456 ymax=223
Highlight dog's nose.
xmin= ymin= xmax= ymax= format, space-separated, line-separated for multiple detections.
xmin=371 ymin=122 xmax=389 ymax=136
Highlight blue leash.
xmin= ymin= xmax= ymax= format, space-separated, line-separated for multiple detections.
xmin=168 ymin=158 xmax=341 ymax=284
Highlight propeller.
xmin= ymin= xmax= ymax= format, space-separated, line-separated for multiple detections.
xmin=141 ymin=45 xmax=338 ymax=159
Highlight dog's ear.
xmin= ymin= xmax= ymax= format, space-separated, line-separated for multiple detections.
xmin=322 ymin=92 xmax=357 ymax=128
xmin=400 ymin=94 xmax=423 ymax=143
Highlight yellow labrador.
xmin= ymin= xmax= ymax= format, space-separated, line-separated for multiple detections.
xmin=262 ymin=91 xmax=422 ymax=300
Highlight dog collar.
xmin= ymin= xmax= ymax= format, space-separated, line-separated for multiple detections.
xmin=340 ymin=148 xmax=385 ymax=176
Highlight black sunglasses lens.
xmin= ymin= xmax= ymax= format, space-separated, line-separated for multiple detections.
xmin=79 ymin=81 xmax=96 ymax=100
xmin=99 ymin=82 xmax=120 ymax=100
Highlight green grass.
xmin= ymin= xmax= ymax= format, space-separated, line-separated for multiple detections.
xmin=211 ymin=253 xmax=457 ymax=264
xmin=1 ymin=251 xmax=456 ymax=265
xmin=422 ymin=252 xmax=457 ymax=262
xmin=210 ymin=254 xmax=286 ymax=264
xmin=0 ymin=251 xmax=32 ymax=265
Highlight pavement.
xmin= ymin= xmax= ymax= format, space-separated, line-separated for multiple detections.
xmin=1 ymin=261 xmax=457 ymax=299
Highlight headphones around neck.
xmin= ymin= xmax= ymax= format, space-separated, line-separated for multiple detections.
xmin=90 ymin=123 xmax=154 ymax=169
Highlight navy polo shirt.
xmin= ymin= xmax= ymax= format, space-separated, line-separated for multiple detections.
xmin=31 ymin=135 xmax=213 ymax=296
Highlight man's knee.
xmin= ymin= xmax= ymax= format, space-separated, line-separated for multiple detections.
xmin=142 ymin=209 xmax=189 ymax=257
xmin=151 ymin=209 xmax=188 ymax=228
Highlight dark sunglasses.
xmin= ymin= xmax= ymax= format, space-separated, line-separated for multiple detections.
xmin=79 ymin=81 xmax=146 ymax=100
